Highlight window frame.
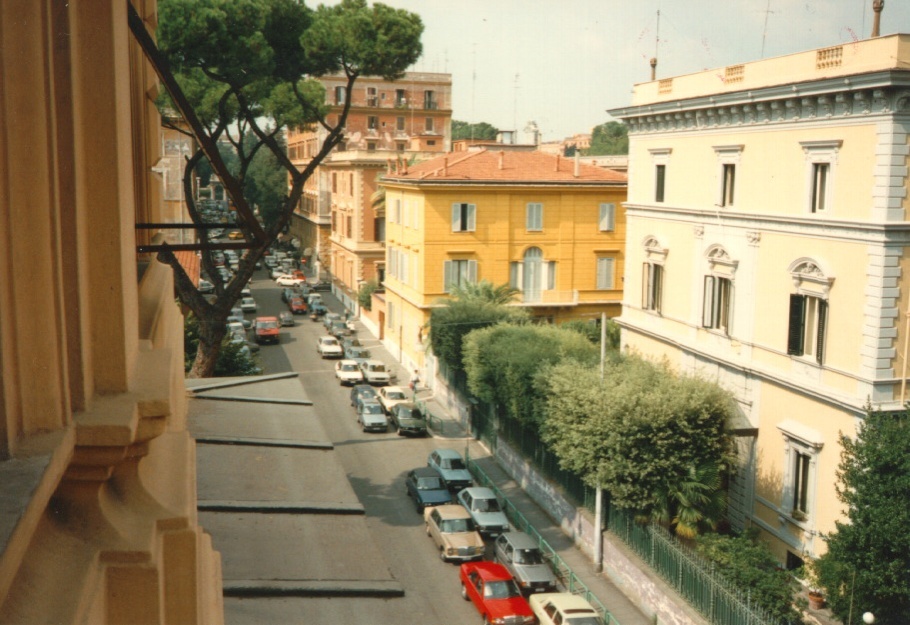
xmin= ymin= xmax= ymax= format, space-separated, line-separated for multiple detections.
xmin=800 ymin=140 xmax=840 ymax=215
xmin=787 ymin=293 xmax=828 ymax=364
xmin=713 ymin=144 xmax=743 ymax=208
xmin=777 ymin=420 xmax=824 ymax=525
xmin=649 ymin=148 xmax=671 ymax=204
xmin=526 ymin=202 xmax=543 ymax=231
xmin=451 ymin=203 xmax=476 ymax=233
xmin=598 ymin=203 xmax=615 ymax=232
xmin=596 ymin=257 xmax=615 ymax=290
xmin=702 ymin=275 xmax=733 ymax=333
xmin=642 ymin=262 xmax=663 ymax=312
xmin=443 ymin=259 xmax=478 ymax=293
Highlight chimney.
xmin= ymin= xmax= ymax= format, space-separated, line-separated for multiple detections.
xmin=872 ymin=0 xmax=884 ymax=37
xmin=574 ymin=151 xmax=580 ymax=178
xmin=402 ymin=160 xmax=408 ymax=175
xmin=555 ymin=154 xmax=560 ymax=172
xmin=498 ymin=151 xmax=504 ymax=170
xmin=443 ymin=157 xmax=448 ymax=176
xmin=650 ymin=57 xmax=657 ymax=81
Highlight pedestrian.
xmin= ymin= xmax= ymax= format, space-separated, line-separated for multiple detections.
xmin=409 ymin=369 xmax=420 ymax=397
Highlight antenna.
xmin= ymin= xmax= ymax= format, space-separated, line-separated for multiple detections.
xmin=513 ymin=73 xmax=520 ymax=137
xmin=760 ymin=0 xmax=777 ymax=58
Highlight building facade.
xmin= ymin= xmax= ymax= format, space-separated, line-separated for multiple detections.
xmin=287 ymin=72 xmax=452 ymax=307
xmin=0 ymin=2 xmax=223 ymax=623
xmin=610 ymin=35 xmax=910 ymax=567
xmin=380 ymin=149 xmax=627 ymax=373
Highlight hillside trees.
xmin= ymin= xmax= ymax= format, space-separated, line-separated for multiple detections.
xmin=131 ymin=0 xmax=423 ymax=377
xmin=585 ymin=120 xmax=628 ymax=155
xmin=451 ymin=120 xmax=499 ymax=141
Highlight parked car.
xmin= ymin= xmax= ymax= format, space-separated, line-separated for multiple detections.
xmin=226 ymin=314 xmax=251 ymax=330
xmin=288 ymin=297 xmax=308 ymax=315
xmin=428 ymin=448 xmax=473 ymax=492
xmin=341 ymin=337 xmax=362 ymax=350
xmin=389 ymin=402 xmax=427 ymax=436
xmin=198 ymin=279 xmax=214 ymax=294
xmin=227 ymin=230 xmax=244 ymax=239
xmin=334 ymin=360 xmax=365 ymax=385
xmin=377 ymin=385 xmax=409 ymax=415
xmin=328 ymin=319 xmax=352 ymax=338
xmin=226 ymin=321 xmax=245 ymax=339
xmin=344 ymin=345 xmax=372 ymax=363
xmin=253 ymin=316 xmax=280 ymax=345
xmin=350 ymin=384 xmax=378 ymax=409
xmin=316 ymin=335 xmax=344 ymax=359
xmin=309 ymin=302 xmax=327 ymax=318
xmin=278 ymin=311 xmax=295 ymax=327
xmin=459 ymin=561 xmax=536 ymax=625
xmin=424 ymin=504 xmax=485 ymax=563
xmin=322 ymin=312 xmax=343 ymax=329
xmin=494 ymin=532 xmax=557 ymax=595
xmin=275 ymin=275 xmax=306 ymax=287
xmin=356 ymin=401 xmax=388 ymax=433
xmin=281 ymin=287 xmax=300 ymax=303
xmin=240 ymin=296 xmax=257 ymax=313
xmin=306 ymin=293 xmax=323 ymax=308
xmin=456 ymin=487 xmax=510 ymax=537
xmin=405 ymin=467 xmax=454 ymax=513
xmin=359 ymin=359 xmax=391 ymax=386
xmin=310 ymin=279 xmax=332 ymax=292
xmin=529 ymin=593 xmax=605 ymax=625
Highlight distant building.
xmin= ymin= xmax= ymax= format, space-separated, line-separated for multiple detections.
xmin=379 ymin=149 xmax=627 ymax=371
xmin=610 ymin=34 xmax=910 ymax=567
xmin=287 ymin=72 xmax=452 ymax=309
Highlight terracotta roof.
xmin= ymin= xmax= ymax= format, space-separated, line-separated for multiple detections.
xmin=175 ymin=251 xmax=200 ymax=286
xmin=383 ymin=149 xmax=627 ymax=185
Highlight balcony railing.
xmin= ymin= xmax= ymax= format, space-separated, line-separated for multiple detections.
xmin=517 ymin=290 xmax=579 ymax=306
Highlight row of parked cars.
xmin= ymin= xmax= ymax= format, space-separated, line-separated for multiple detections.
xmin=406 ymin=449 xmax=605 ymax=625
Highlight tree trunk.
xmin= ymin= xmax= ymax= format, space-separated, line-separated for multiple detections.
xmin=188 ymin=317 xmax=227 ymax=379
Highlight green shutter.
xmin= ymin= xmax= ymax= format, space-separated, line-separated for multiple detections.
xmin=787 ymin=294 xmax=806 ymax=355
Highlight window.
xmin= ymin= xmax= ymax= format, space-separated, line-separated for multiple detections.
xmin=425 ymin=117 xmax=435 ymax=132
xmin=801 ymin=140 xmax=840 ymax=215
xmin=810 ymin=163 xmax=829 ymax=213
xmin=367 ymin=116 xmax=378 ymax=130
xmin=787 ymin=294 xmax=827 ymax=363
xmin=642 ymin=262 xmax=663 ymax=312
xmin=392 ymin=199 xmax=401 ymax=224
xmin=778 ymin=420 xmax=823 ymax=523
xmin=396 ymin=116 xmax=405 ymax=131
xmin=396 ymin=142 xmax=406 ymax=152
xmin=367 ymin=142 xmax=376 ymax=152
xmin=443 ymin=259 xmax=477 ymax=292
xmin=451 ymin=203 xmax=476 ymax=232
xmin=596 ymin=257 xmax=615 ymax=290
xmin=792 ymin=451 xmax=811 ymax=515
xmin=424 ymin=90 xmax=436 ymax=109
xmin=655 ymin=164 xmax=666 ymax=202
xmin=366 ymin=87 xmax=378 ymax=107
xmin=334 ymin=86 xmax=346 ymax=105
xmin=599 ymin=203 xmax=615 ymax=232
xmin=721 ymin=164 xmax=735 ymax=207
xmin=702 ymin=276 xmax=732 ymax=333
xmin=510 ymin=247 xmax=555 ymax=302
xmin=395 ymin=88 xmax=406 ymax=107
xmin=526 ymin=203 xmax=543 ymax=231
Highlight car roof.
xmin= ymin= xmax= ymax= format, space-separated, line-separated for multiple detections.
xmin=464 ymin=560 xmax=513 ymax=582
xmin=411 ymin=467 xmax=442 ymax=479
xmin=497 ymin=531 xmax=539 ymax=550
xmin=255 ymin=316 xmax=278 ymax=322
xmin=382 ymin=385 xmax=406 ymax=393
xmin=338 ymin=359 xmax=358 ymax=366
xmin=395 ymin=402 xmax=419 ymax=410
xmin=433 ymin=448 xmax=464 ymax=460
xmin=530 ymin=593 xmax=597 ymax=612
xmin=432 ymin=504 xmax=473 ymax=520
xmin=461 ymin=486 xmax=496 ymax=499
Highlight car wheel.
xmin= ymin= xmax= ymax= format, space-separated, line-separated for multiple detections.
xmin=483 ymin=617 xmax=490 ymax=625
xmin=460 ymin=583 xmax=469 ymax=601
xmin=438 ymin=548 xmax=447 ymax=562
xmin=397 ymin=429 xmax=404 ymax=436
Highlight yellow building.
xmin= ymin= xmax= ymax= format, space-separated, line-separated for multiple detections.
xmin=610 ymin=35 xmax=910 ymax=568
xmin=0 ymin=2 xmax=222 ymax=623
xmin=379 ymin=149 xmax=627 ymax=372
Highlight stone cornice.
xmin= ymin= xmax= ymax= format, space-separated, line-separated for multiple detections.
xmin=611 ymin=71 xmax=910 ymax=134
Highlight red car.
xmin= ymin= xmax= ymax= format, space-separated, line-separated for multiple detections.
xmin=288 ymin=297 xmax=308 ymax=315
xmin=460 ymin=561 xmax=537 ymax=625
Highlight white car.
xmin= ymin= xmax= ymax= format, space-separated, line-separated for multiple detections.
xmin=334 ymin=360 xmax=365 ymax=385
xmin=275 ymin=275 xmax=306 ymax=287
xmin=240 ymin=296 xmax=257 ymax=312
xmin=377 ymin=385 xmax=409 ymax=414
xmin=198 ymin=279 xmax=214 ymax=294
xmin=359 ymin=360 xmax=391 ymax=386
xmin=529 ymin=593 xmax=605 ymax=625
xmin=316 ymin=335 xmax=344 ymax=359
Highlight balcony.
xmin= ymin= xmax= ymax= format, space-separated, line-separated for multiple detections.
xmin=516 ymin=290 xmax=580 ymax=306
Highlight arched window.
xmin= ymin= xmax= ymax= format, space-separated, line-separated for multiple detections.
xmin=786 ymin=258 xmax=834 ymax=364
xmin=510 ymin=247 xmax=555 ymax=303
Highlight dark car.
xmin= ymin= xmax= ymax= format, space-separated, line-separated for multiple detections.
xmin=350 ymin=384 xmax=379 ymax=409
xmin=309 ymin=302 xmax=327 ymax=318
xmin=389 ymin=402 xmax=428 ymax=436
xmin=288 ymin=297 xmax=308 ymax=314
xmin=310 ymin=280 xmax=332 ymax=291
xmin=406 ymin=467 xmax=454 ymax=512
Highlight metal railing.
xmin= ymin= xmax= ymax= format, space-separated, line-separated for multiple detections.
xmin=465 ymin=451 xmax=622 ymax=625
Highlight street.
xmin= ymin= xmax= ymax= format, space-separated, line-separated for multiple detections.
xmin=217 ymin=268 xmax=485 ymax=624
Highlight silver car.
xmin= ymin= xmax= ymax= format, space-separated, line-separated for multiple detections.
xmin=456 ymin=487 xmax=510 ymax=537
xmin=494 ymin=531 xmax=557 ymax=594
xmin=356 ymin=401 xmax=388 ymax=433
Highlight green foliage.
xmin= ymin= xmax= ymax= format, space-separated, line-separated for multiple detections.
xmin=447 ymin=280 xmax=519 ymax=305
xmin=184 ymin=312 xmax=261 ymax=377
xmin=696 ymin=532 xmax=805 ymax=624
xmin=451 ymin=120 xmax=499 ymax=141
xmin=585 ymin=121 xmax=628 ymax=156
xmin=540 ymin=356 xmax=735 ymax=529
xmin=814 ymin=406 xmax=910 ymax=624
xmin=357 ymin=279 xmax=379 ymax=311
xmin=463 ymin=324 xmax=598 ymax=426
xmin=428 ymin=300 xmax=528 ymax=372
xmin=246 ymin=133 xmax=288 ymax=229
xmin=560 ymin=318 xmax=620 ymax=350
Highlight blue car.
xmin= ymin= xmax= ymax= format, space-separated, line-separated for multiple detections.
xmin=428 ymin=448 xmax=473 ymax=491
xmin=406 ymin=467 xmax=454 ymax=513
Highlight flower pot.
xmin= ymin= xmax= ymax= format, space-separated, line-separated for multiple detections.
xmin=808 ymin=591 xmax=826 ymax=610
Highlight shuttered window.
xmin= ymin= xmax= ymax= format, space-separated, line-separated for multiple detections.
xmin=787 ymin=294 xmax=827 ymax=364
xmin=599 ymin=203 xmax=615 ymax=232
xmin=596 ymin=258 xmax=615 ymax=290
xmin=451 ymin=203 xmax=476 ymax=232
xmin=443 ymin=259 xmax=477 ymax=292
xmin=526 ymin=203 xmax=543 ymax=231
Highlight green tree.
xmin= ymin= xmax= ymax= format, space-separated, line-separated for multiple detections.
xmin=448 ymin=279 xmax=519 ymax=305
xmin=585 ymin=121 xmax=628 ymax=156
xmin=813 ymin=406 xmax=910 ymax=624
xmin=357 ymin=279 xmax=380 ymax=311
xmin=428 ymin=300 xmax=528 ymax=373
xmin=133 ymin=0 xmax=423 ymax=377
xmin=696 ymin=531 xmax=805 ymax=624
xmin=184 ymin=312 xmax=261 ymax=376
xmin=451 ymin=120 xmax=499 ymax=141
xmin=463 ymin=324 xmax=598 ymax=426
xmin=560 ymin=318 xmax=620 ymax=350
xmin=540 ymin=357 xmax=735 ymax=531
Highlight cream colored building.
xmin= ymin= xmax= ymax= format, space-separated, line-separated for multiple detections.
xmin=0 ymin=1 xmax=222 ymax=623
xmin=610 ymin=35 xmax=910 ymax=568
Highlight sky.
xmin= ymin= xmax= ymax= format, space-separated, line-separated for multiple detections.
xmin=333 ymin=0 xmax=910 ymax=143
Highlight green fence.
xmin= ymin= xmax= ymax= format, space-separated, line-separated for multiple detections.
xmin=465 ymin=450 xmax=621 ymax=625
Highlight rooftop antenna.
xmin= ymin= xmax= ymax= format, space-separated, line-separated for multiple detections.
xmin=650 ymin=5 xmax=660 ymax=80
xmin=872 ymin=0 xmax=884 ymax=37
xmin=760 ymin=0 xmax=777 ymax=58
xmin=471 ymin=44 xmax=476 ymax=141
xmin=513 ymin=72 xmax=520 ymax=137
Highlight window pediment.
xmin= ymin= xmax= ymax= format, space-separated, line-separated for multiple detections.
xmin=789 ymin=257 xmax=834 ymax=296
xmin=643 ymin=235 xmax=668 ymax=264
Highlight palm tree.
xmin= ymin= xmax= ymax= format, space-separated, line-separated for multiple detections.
xmin=652 ymin=461 xmax=726 ymax=539
xmin=448 ymin=280 xmax=519 ymax=305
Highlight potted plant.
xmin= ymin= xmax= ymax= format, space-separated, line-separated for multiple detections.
xmin=800 ymin=562 xmax=826 ymax=610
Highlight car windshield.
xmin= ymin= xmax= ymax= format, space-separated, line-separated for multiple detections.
xmin=387 ymin=391 xmax=406 ymax=400
xmin=483 ymin=580 xmax=521 ymax=600
xmin=257 ymin=321 xmax=278 ymax=330
xmin=513 ymin=548 xmax=544 ymax=565
xmin=362 ymin=404 xmax=382 ymax=415
xmin=341 ymin=364 xmax=358 ymax=372
xmin=473 ymin=498 xmax=500 ymax=513
xmin=369 ymin=364 xmax=386 ymax=372
xmin=401 ymin=408 xmax=424 ymax=420
xmin=448 ymin=458 xmax=466 ymax=470
xmin=440 ymin=518 xmax=474 ymax=533
xmin=417 ymin=477 xmax=444 ymax=490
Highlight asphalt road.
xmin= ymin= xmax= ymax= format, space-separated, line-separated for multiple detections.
xmin=227 ymin=269 xmax=486 ymax=625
